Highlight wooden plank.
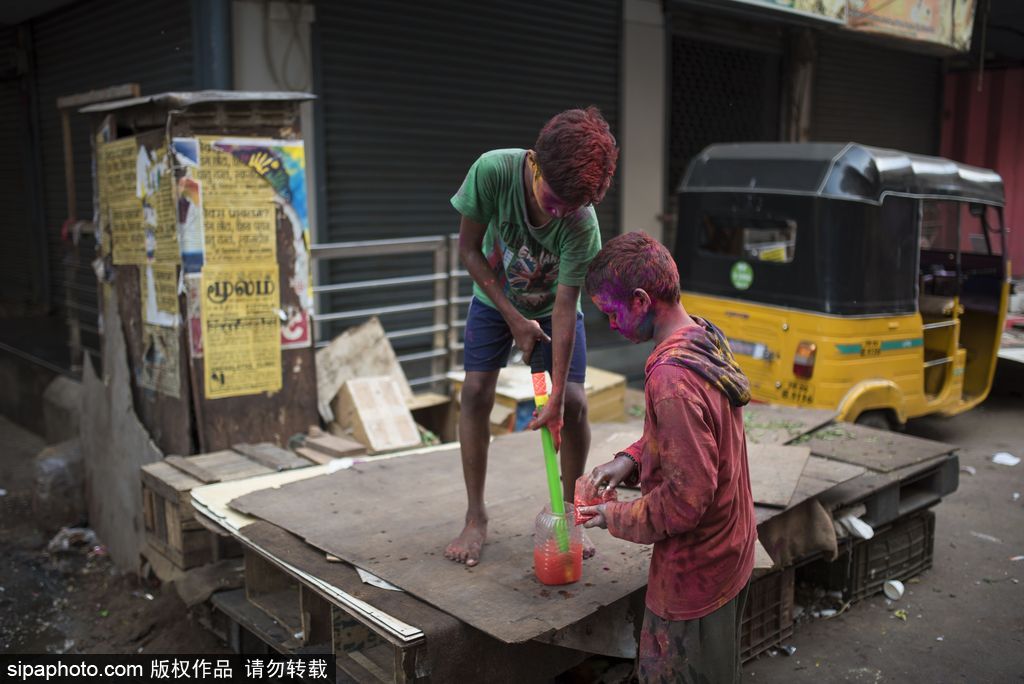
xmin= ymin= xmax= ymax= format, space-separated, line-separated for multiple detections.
xmin=189 ymin=451 xmax=274 ymax=481
xmin=57 ymin=83 xmax=139 ymax=109
xmin=228 ymin=423 xmax=651 ymax=645
xmin=743 ymin=404 xmax=837 ymax=446
xmin=791 ymin=456 xmax=867 ymax=503
xmin=295 ymin=447 xmax=334 ymax=465
xmin=166 ymin=455 xmax=223 ymax=484
xmin=747 ymin=443 xmax=810 ymax=508
xmin=303 ymin=432 xmax=368 ymax=459
xmin=234 ymin=442 xmax=313 ymax=471
xmin=798 ymin=422 xmax=954 ymax=473
xmin=245 ymin=549 xmax=302 ymax=635
xmin=142 ymin=461 xmax=202 ymax=502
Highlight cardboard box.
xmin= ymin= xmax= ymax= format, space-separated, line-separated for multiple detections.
xmin=331 ymin=376 xmax=422 ymax=453
xmin=449 ymin=365 xmax=627 ymax=435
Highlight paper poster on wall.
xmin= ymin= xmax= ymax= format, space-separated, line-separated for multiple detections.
xmin=149 ymin=176 xmax=179 ymax=264
xmin=203 ymin=201 xmax=278 ymax=263
xmin=848 ymin=0 xmax=977 ymax=51
xmin=209 ymin=136 xmax=313 ymax=315
xmin=201 ymin=262 xmax=282 ymax=399
xmin=101 ymin=139 xmax=179 ymax=265
xmin=184 ymin=273 xmax=204 ymax=358
xmin=138 ymin=323 xmax=181 ymax=398
xmin=176 ymin=175 xmax=206 ymax=273
xmin=141 ymin=263 xmax=179 ymax=327
xmin=280 ymin=307 xmax=311 ymax=350
xmin=101 ymin=137 xmax=137 ymax=200
xmin=109 ymin=199 xmax=147 ymax=264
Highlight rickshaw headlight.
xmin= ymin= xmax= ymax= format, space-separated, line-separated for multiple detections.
xmin=793 ymin=342 xmax=817 ymax=379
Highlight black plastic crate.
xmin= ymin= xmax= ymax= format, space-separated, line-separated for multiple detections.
xmin=798 ymin=510 xmax=935 ymax=603
xmin=741 ymin=566 xmax=794 ymax=662
xmin=849 ymin=509 xmax=935 ymax=602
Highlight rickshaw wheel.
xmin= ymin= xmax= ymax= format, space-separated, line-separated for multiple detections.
xmin=855 ymin=410 xmax=895 ymax=431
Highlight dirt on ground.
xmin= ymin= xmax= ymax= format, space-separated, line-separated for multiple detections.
xmin=0 ymin=416 xmax=226 ymax=656
xmin=1 ymin=367 xmax=1022 ymax=680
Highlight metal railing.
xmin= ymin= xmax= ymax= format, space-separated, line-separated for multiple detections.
xmin=311 ymin=234 xmax=468 ymax=389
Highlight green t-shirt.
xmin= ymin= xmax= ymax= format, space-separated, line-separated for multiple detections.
xmin=450 ymin=148 xmax=602 ymax=319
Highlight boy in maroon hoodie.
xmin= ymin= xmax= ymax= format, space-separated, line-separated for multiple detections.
xmin=577 ymin=231 xmax=756 ymax=683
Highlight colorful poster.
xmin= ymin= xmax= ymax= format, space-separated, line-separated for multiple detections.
xmin=176 ymin=175 xmax=206 ymax=274
xmin=848 ymin=0 xmax=976 ymax=51
xmin=184 ymin=273 xmax=204 ymax=358
xmin=138 ymin=323 xmax=181 ymax=398
xmin=201 ymin=262 xmax=282 ymax=399
xmin=141 ymin=263 xmax=179 ymax=327
xmin=280 ymin=308 xmax=311 ymax=350
xmin=726 ymin=0 xmax=846 ymax=23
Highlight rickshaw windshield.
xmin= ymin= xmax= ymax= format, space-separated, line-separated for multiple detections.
xmin=676 ymin=193 xmax=919 ymax=316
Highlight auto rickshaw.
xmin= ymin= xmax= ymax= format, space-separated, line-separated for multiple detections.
xmin=674 ymin=142 xmax=1010 ymax=428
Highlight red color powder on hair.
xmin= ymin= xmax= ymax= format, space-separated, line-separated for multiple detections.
xmin=534 ymin=107 xmax=618 ymax=208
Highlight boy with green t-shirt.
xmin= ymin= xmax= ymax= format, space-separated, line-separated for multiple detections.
xmin=444 ymin=107 xmax=618 ymax=567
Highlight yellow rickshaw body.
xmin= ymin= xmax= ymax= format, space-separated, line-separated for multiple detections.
xmin=675 ymin=143 xmax=1009 ymax=426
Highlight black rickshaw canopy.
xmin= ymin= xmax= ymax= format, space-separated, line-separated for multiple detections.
xmin=680 ymin=142 xmax=1005 ymax=207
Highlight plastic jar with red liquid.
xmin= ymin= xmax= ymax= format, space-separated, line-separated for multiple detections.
xmin=533 ymin=503 xmax=583 ymax=585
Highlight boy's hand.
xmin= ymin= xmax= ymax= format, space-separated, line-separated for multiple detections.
xmin=511 ymin=317 xmax=551 ymax=364
xmin=526 ymin=397 xmax=564 ymax=451
xmin=578 ymin=504 xmax=608 ymax=529
xmin=580 ymin=455 xmax=636 ymax=501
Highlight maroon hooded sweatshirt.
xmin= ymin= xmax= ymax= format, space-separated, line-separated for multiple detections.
xmin=604 ymin=317 xmax=756 ymax=620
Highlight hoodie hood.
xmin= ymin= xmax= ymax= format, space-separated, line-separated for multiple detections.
xmin=646 ymin=316 xmax=751 ymax=408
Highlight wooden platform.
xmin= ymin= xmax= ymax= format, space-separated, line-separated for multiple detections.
xmin=188 ymin=406 xmax=960 ymax=681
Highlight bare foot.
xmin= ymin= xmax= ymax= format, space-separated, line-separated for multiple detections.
xmin=582 ymin=528 xmax=596 ymax=560
xmin=444 ymin=518 xmax=488 ymax=566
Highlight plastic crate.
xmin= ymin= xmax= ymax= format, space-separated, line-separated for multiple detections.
xmin=741 ymin=566 xmax=794 ymax=662
xmin=848 ymin=509 xmax=935 ymax=602
xmin=798 ymin=509 xmax=936 ymax=603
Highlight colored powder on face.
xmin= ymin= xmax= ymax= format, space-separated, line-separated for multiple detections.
xmin=534 ymin=540 xmax=583 ymax=586
xmin=591 ymin=290 xmax=653 ymax=343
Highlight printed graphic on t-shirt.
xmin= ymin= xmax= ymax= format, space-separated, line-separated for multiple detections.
xmin=488 ymin=226 xmax=559 ymax=315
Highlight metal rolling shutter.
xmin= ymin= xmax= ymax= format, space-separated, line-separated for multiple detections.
xmin=811 ymin=34 xmax=941 ymax=154
xmin=0 ymin=27 xmax=40 ymax=314
xmin=31 ymin=0 xmax=195 ymax=354
xmin=314 ymin=0 xmax=621 ymax=368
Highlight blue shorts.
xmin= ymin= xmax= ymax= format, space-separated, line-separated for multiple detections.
xmin=462 ymin=298 xmax=587 ymax=384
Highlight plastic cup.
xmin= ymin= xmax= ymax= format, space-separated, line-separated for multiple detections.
xmin=883 ymin=579 xmax=905 ymax=600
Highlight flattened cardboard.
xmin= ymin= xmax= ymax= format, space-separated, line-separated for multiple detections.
xmin=229 ymin=424 xmax=650 ymax=644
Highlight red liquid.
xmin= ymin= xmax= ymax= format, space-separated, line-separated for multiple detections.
xmin=533 ymin=540 xmax=583 ymax=585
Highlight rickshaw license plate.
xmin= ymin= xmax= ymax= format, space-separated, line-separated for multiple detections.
xmin=729 ymin=338 xmax=771 ymax=361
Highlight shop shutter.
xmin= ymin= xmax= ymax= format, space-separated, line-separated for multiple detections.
xmin=811 ymin=34 xmax=941 ymax=154
xmin=0 ymin=26 xmax=40 ymax=313
xmin=31 ymin=0 xmax=195 ymax=360
xmin=667 ymin=6 xmax=784 ymax=223
xmin=314 ymin=0 xmax=621 ymax=370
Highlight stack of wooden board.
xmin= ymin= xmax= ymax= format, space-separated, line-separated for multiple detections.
xmin=141 ymin=435 xmax=365 ymax=572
